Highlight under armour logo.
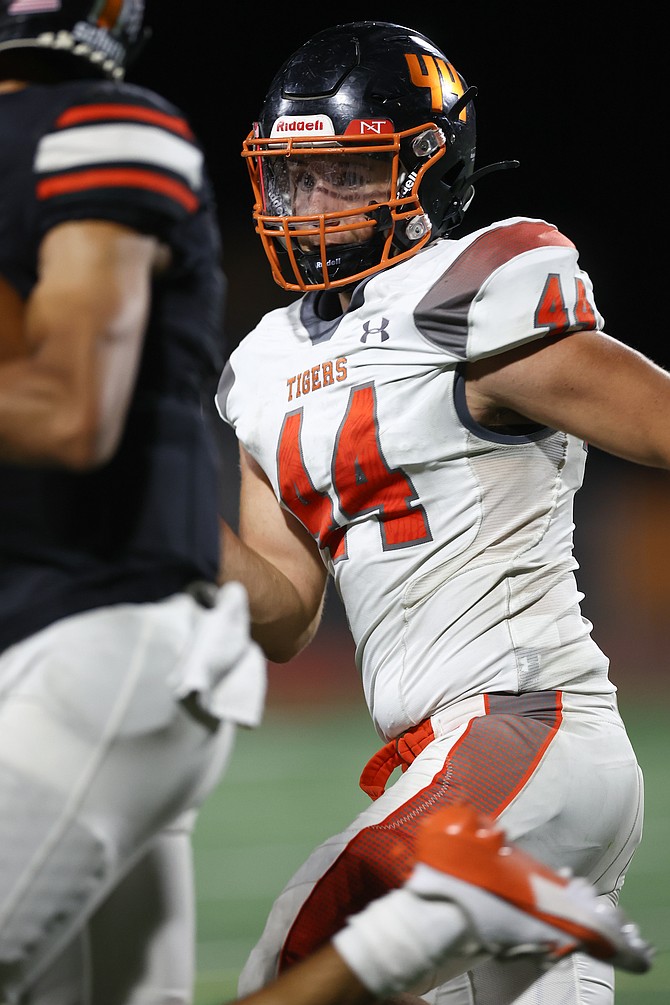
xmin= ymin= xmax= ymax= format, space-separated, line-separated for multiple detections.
xmin=361 ymin=318 xmax=390 ymax=343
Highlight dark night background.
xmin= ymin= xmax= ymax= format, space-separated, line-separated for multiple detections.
xmin=132 ymin=3 xmax=663 ymax=366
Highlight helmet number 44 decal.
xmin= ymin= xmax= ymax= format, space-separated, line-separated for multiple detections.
xmin=405 ymin=53 xmax=467 ymax=120
xmin=277 ymin=383 xmax=432 ymax=562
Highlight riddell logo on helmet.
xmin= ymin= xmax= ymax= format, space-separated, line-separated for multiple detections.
xmin=271 ymin=115 xmax=335 ymax=137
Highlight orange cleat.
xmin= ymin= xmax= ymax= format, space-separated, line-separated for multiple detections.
xmin=409 ymin=804 xmax=654 ymax=973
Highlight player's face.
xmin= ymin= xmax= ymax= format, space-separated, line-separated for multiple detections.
xmin=286 ymin=154 xmax=393 ymax=247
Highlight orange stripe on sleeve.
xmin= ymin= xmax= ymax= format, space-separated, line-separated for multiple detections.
xmin=56 ymin=104 xmax=195 ymax=140
xmin=36 ymin=167 xmax=199 ymax=213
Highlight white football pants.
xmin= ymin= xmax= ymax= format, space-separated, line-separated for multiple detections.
xmin=239 ymin=691 xmax=643 ymax=1005
xmin=0 ymin=584 xmax=265 ymax=1005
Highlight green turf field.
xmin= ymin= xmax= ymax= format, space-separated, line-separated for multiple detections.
xmin=193 ymin=698 xmax=669 ymax=1004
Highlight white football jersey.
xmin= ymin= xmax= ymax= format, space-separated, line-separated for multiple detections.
xmin=217 ymin=217 xmax=613 ymax=740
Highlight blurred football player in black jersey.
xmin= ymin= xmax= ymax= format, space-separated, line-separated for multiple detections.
xmin=0 ymin=2 xmax=269 ymax=1002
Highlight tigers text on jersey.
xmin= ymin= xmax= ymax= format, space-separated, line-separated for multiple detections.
xmin=218 ymin=218 xmax=613 ymax=740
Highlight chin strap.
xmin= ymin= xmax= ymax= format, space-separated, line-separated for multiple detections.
xmin=447 ymin=85 xmax=478 ymax=122
xmin=445 ymin=83 xmax=521 ymax=190
xmin=470 ymin=159 xmax=521 ymax=185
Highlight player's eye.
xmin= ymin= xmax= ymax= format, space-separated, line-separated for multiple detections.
xmin=295 ymin=170 xmax=316 ymax=192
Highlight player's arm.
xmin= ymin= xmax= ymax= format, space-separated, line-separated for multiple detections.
xmin=219 ymin=444 xmax=328 ymax=663
xmin=231 ymin=943 xmax=380 ymax=1005
xmin=465 ymin=329 xmax=670 ymax=467
xmin=0 ymin=218 xmax=165 ymax=469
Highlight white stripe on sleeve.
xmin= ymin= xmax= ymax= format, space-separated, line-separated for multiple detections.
xmin=35 ymin=123 xmax=204 ymax=189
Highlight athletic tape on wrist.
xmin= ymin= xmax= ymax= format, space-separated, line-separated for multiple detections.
xmin=332 ymin=886 xmax=470 ymax=997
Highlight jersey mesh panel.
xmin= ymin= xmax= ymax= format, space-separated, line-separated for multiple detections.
xmin=278 ymin=693 xmax=562 ymax=970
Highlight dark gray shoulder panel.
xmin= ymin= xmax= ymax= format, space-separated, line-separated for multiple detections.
xmin=414 ymin=221 xmax=572 ymax=357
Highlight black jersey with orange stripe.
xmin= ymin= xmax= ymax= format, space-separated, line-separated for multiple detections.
xmin=0 ymin=77 xmax=226 ymax=651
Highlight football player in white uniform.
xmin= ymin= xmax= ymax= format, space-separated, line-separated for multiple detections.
xmin=216 ymin=21 xmax=668 ymax=1005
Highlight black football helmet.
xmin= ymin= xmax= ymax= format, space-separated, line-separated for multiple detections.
xmin=242 ymin=21 xmax=517 ymax=293
xmin=0 ymin=0 xmax=147 ymax=80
